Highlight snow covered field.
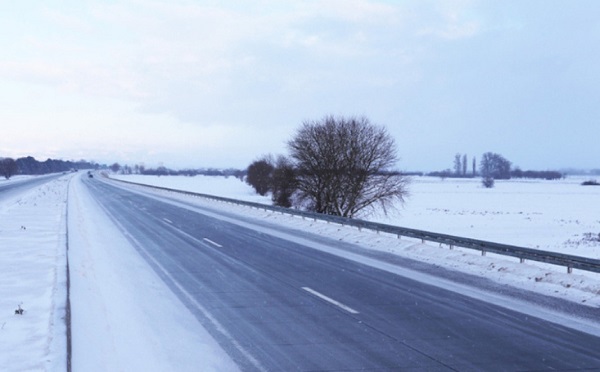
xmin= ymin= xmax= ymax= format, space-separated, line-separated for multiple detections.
xmin=1 ymin=172 xmax=599 ymax=371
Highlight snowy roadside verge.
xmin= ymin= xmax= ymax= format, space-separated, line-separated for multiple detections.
xmin=0 ymin=174 xmax=71 ymax=371
xmin=68 ymin=174 xmax=238 ymax=371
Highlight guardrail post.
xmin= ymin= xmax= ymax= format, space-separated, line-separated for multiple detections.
xmin=520 ymin=258 xmax=525 ymax=264
xmin=482 ymin=250 xmax=486 ymax=256
xmin=568 ymin=266 xmax=573 ymax=274
xmin=449 ymin=245 xmax=454 ymax=250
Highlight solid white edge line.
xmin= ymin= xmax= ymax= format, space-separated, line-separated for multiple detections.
xmin=203 ymin=238 xmax=223 ymax=248
xmin=302 ymin=287 xmax=360 ymax=314
xmin=162 ymin=218 xmax=172 ymax=224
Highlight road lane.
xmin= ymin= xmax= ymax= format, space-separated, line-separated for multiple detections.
xmin=82 ymin=177 xmax=600 ymax=371
xmin=0 ymin=173 xmax=64 ymax=201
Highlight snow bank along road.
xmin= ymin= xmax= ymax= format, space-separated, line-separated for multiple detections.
xmin=76 ymin=174 xmax=600 ymax=371
xmin=0 ymin=174 xmax=70 ymax=371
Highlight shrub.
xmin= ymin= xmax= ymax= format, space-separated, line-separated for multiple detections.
xmin=246 ymin=158 xmax=274 ymax=196
xmin=581 ymin=180 xmax=600 ymax=186
xmin=482 ymin=177 xmax=495 ymax=188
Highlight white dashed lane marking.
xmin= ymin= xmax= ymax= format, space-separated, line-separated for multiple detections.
xmin=203 ymin=238 xmax=223 ymax=248
xmin=302 ymin=287 xmax=360 ymax=314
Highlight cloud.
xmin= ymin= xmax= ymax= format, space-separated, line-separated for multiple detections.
xmin=2 ymin=1 xmax=599 ymax=170
xmin=410 ymin=0 xmax=482 ymax=40
xmin=3 ymin=1 xmax=414 ymax=112
xmin=298 ymin=0 xmax=399 ymax=23
xmin=41 ymin=7 xmax=93 ymax=33
xmin=0 ymin=61 xmax=67 ymax=85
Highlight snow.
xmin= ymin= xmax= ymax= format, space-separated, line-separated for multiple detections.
xmin=392 ymin=176 xmax=600 ymax=258
xmin=0 ymin=175 xmax=69 ymax=371
xmin=113 ymin=174 xmax=266 ymax=203
xmin=1 ymin=172 xmax=599 ymax=371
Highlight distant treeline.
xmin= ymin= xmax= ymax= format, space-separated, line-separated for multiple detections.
xmin=426 ymin=152 xmax=565 ymax=181
xmin=510 ymin=169 xmax=563 ymax=180
xmin=120 ymin=164 xmax=410 ymax=178
xmin=1 ymin=156 xmax=100 ymax=179
xmin=427 ymin=168 xmax=563 ymax=180
xmin=17 ymin=156 xmax=99 ymax=174
xmin=114 ymin=163 xmax=246 ymax=179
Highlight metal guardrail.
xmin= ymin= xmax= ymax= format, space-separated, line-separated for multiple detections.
xmin=109 ymin=177 xmax=600 ymax=274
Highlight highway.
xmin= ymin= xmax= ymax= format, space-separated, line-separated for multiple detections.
xmin=0 ymin=173 xmax=64 ymax=201
xmin=83 ymin=176 xmax=600 ymax=371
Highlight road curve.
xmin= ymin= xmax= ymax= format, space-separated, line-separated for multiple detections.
xmin=83 ymin=176 xmax=600 ymax=371
xmin=0 ymin=173 xmax=64 ymax=201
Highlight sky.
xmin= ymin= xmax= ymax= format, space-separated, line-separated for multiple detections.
xmin=1 ymin=0 xmax=599 ymax=172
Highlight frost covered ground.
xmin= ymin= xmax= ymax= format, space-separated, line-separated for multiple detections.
xmin=1 ymin=172 xmax=599 ymax=371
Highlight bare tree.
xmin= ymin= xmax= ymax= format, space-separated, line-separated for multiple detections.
xmin=462 ymin=154 xmax=468 ymax=176
xmin=110 ymin=163 xmax=121 ymax=173
xmin=480 ymin=152 xmax=511 ymax=180
xmin=288 ymin=115 xmax=407 ymax=218
xmin=454 ymin=153 xmax=462 ymax=175
xmin=0 ymin=158 xmax=18 ymax=179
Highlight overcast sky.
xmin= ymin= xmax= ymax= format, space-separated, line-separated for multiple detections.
xmin=1 ymin=0 xmax=598 ymax=172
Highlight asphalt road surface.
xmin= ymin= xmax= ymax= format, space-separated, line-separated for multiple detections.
xmin=83 ymin=176 xmax=600 ymax=371
xmin=0 ymin=173 xmax=64 ymax=201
